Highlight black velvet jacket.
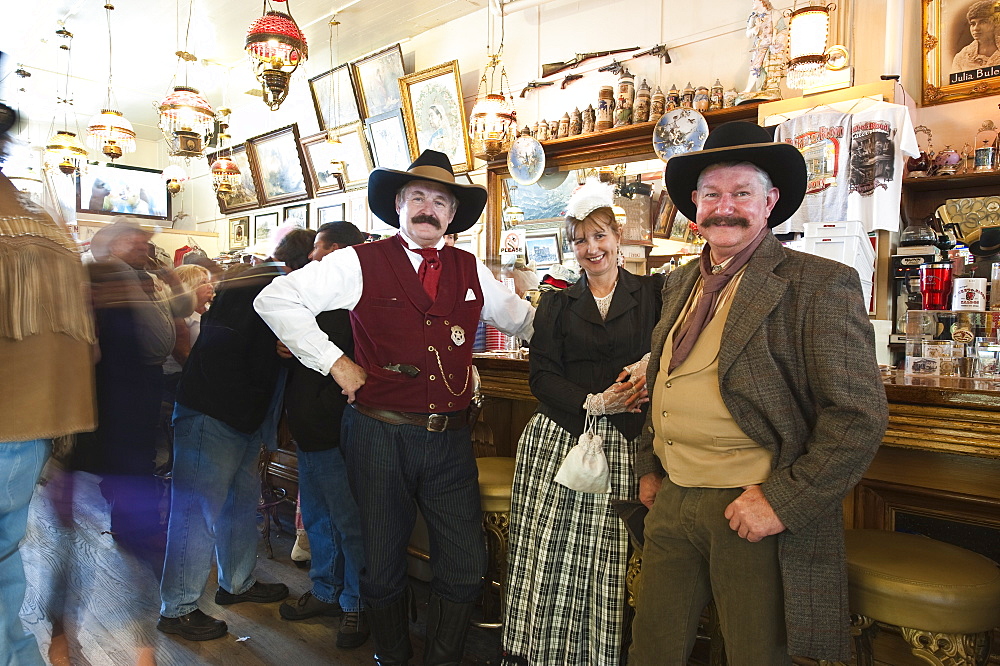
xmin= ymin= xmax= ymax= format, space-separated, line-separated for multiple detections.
xmin=283 ymin=309 xmax=354 ymax=452
xmin=176 ymin=263 xmax=285 ymax=434
xmin=529 ymin=267 xmax=664 ymax=441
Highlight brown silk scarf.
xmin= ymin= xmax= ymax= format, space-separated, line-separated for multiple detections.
xmin=668 ymin=226 xmax=770 ymax=373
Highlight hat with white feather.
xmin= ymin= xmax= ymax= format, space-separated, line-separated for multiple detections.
xmin=565 ymin=178 xmax=616 ymax=221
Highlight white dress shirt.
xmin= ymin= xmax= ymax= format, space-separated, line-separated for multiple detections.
xmin=254 ymin=231 xmax=535 ymax=375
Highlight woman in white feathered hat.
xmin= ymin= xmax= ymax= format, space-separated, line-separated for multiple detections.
xmin=502 ymin=179 xmax=666 ymax=664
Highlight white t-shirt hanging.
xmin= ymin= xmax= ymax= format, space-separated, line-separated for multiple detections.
xmin=846 ymin=101 xmax=918 ymax=233
xmin=773 ymin=111 xmax=853 ymax=235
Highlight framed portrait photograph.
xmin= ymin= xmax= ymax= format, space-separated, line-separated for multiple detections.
xmin=317 ymin=203 xmax=347 ymax=226
xmin=300 ymin=132 xmax=347 ymax=196
xmin=247 ymin=124 xmax=310 ymax=206
xmin=255 ymin=211 xmax=278 ymax=243
xmin=524 ymin=231 xmax=561 ymax=269
xmin=284 ymin=203 xmax=309 ymax=228
xmin=922 ymin=0 xmax=1000 ymax=105
xmin=399 ymin=60 xmax=473 ymax=173
xmin=330 ymin=123 xmax=374 ymax=190
xmin=206 ymin=144 xmax=260 ymax=214
xmin=229 ymin=216 xmax=249 ymax=249
xmin=309 ymin=64 xmax=362 ymax=131
xmin=352 ymin=43 xmax=406 ymax=118
xmin=77 ymin=163 xmax=170 ymax=221
xmin=365 ymin=110 xmax=411 ymax=170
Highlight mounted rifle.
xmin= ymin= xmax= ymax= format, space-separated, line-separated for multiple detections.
xmin=540 ymin=47 xmax=639 ymax=78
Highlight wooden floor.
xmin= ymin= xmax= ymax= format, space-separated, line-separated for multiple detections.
xmin=20 ymin=466 xmax=501 ymax=666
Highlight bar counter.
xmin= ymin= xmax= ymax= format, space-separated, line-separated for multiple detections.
xmin=473 ymin=356 xmax=1000 ymax=547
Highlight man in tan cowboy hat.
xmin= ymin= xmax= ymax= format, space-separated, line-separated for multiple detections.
xmin=255 ymin=149 xmax=534 ymax=665
xmin=629 ymin=122 xmax=888 ymax=664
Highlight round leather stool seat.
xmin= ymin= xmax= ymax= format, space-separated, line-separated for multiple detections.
xmin=476 ymin=456 xmax=515 ymax=512
xmin=845 ymin=529 xmax=1000 ymax=634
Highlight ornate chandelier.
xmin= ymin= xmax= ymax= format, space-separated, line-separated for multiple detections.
xmin=45 ymin=131 xmax=88 ymax=175
xmin=163 ymin=164 xmax=189 ymax=195
xmin=469 ymin=10 xmax=516 ymax=161
xmin=157 ymin=85 xmax=216 ymax=158
xmin=245 ymin=1 xmax=308 ymax=110
xmin=44 ymin=24 xmax=88 ymax=175
xmin=210 ymin=154 xmax=241 ymax=194
xmin=86 ymin=3 xmax=135 ymax=160
xmin=785 ymin=3 xmax=848 ymax=89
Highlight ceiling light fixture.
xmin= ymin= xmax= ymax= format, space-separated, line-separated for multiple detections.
xmin=469 ymin=8 xmax=516 ymax=161
xmin=162 ymin=163 xmax=189 ymax=195
xmin=86 ymin=3 xmax=135 ymax=160
xmin=157 ymin=0 xmax=216 ymax=158
xmin=245 ymin=0 xmax=309 ymax=111
xmin=210 ymin=154 xmax=241 ymax=194
xmin=44 ymin=24 xmax=88 ymax=175
xmin=785 ymin=3 xmax=848 ymax=89
xmin=325 ymin=17 xmax=342 ymax=149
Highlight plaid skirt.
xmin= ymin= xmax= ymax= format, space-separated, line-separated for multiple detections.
xmin=502 ymin=413 xmax=638 ymax=665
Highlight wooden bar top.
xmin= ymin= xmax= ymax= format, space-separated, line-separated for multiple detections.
xmin=473 ymin=355 xmax=1000 ymax=460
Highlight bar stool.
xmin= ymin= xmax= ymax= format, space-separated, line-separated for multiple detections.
xmin=473 ymin=456 xmax=515 ymax=629
xmin=841 ymin=529 xmax=1000 ymax=666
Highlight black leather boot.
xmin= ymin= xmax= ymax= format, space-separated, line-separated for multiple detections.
xmin=367 ymin=594 xmax=412 ymax=666
xmin=423 ymin=594 xmax=475 ymax=666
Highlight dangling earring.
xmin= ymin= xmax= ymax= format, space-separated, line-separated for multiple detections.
xmin=617 ymin=245 xmax=625 ymax=267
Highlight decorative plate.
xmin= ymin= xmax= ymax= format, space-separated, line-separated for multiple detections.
xmin=507 ymin=136 xmax=546 ymax=186
xmin=653 ymin=108 xmax=709 ymax=162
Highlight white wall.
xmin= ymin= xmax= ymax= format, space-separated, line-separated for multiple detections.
xmin=20 ymin=0 xmax=990 ymax=253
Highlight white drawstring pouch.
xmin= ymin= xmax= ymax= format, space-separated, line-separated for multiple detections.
xmin=554 ymin=412 xmax=611 ymax=494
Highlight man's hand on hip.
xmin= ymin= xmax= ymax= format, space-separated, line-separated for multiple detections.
xmin=723 ymin=484 xmax=786 ymax=543
xmin=639 ymin=473 xmax=662 ymax=509
xmin=330 ymin=355 xmax=367 ymax=404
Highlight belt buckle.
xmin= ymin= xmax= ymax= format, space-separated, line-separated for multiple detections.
xmin=426 ymin=413 xmax=447 ymax=432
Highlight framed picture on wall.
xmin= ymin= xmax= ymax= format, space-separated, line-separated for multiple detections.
xmin=352 ymin=43 xmax=405 ymax=118
xmin=255 ymin=211 xmax=278 ymax=243
xmin=283 ymin=203 xmax=309 ymax=228
xmin=229 ymin=216 xmax=249 ymax=249
xmin=317 ymin=203 xmax=347 ymax=226
xmin=330 ymin=123 xmax=374 ymax=190
xmin=206 ymin=144 xmax=259 ymax=214
xmin=77 ymin=163 xmax=170 ymax=221
xmin=922 ymin=0 xmax=1000 ymax=105
xmin=524 ymin=231 xmax=561 ymax=269
xmin=365 ymin=110 xmax=410 ymax=169
xmin=399 ymin=60 xmax=473 ymax=173
xmin=247 ymin=124 xmax=310 ymax=206
xmin=300 ymin=132 xmax=347 ymax=196
xmin=308 ymin=64 xmax=362 ymax=131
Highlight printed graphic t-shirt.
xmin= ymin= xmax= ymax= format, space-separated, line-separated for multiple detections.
xmin=773 ymin=111 xmax=853 ymax=235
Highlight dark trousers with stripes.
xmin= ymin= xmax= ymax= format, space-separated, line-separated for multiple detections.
xmin=340 ymin=406 xmax=486 ymax=608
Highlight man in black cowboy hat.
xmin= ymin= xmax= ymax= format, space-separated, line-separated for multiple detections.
xmin=255 ymin=149 xmax=534 ymax=665
xmin=629 ymin=122 xmax=888 ymax=664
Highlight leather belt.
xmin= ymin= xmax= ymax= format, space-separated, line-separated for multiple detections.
xmin=352 ymin=403 xmax=468 ymax=432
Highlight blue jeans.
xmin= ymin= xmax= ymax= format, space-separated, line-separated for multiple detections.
xmin=159 ymin=405 xmax=262 ymax=618
xmin=297 ymin=448 xmax=365 ymax=612
xmin=340 ymin=407 xmax=485 ymax=608
xmin=0 ymin=439 xmax=50 ymax=666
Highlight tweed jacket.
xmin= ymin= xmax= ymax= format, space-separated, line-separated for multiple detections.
xmin=635 ymin=233 xmax=888 ymax=660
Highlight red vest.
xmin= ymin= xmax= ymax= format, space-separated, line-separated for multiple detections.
xmin=352 ymin=238 xmax=484 ymax=413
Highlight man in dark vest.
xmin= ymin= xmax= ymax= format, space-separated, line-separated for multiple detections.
xmin=255 ymin=150 xmax=535 ymax=665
